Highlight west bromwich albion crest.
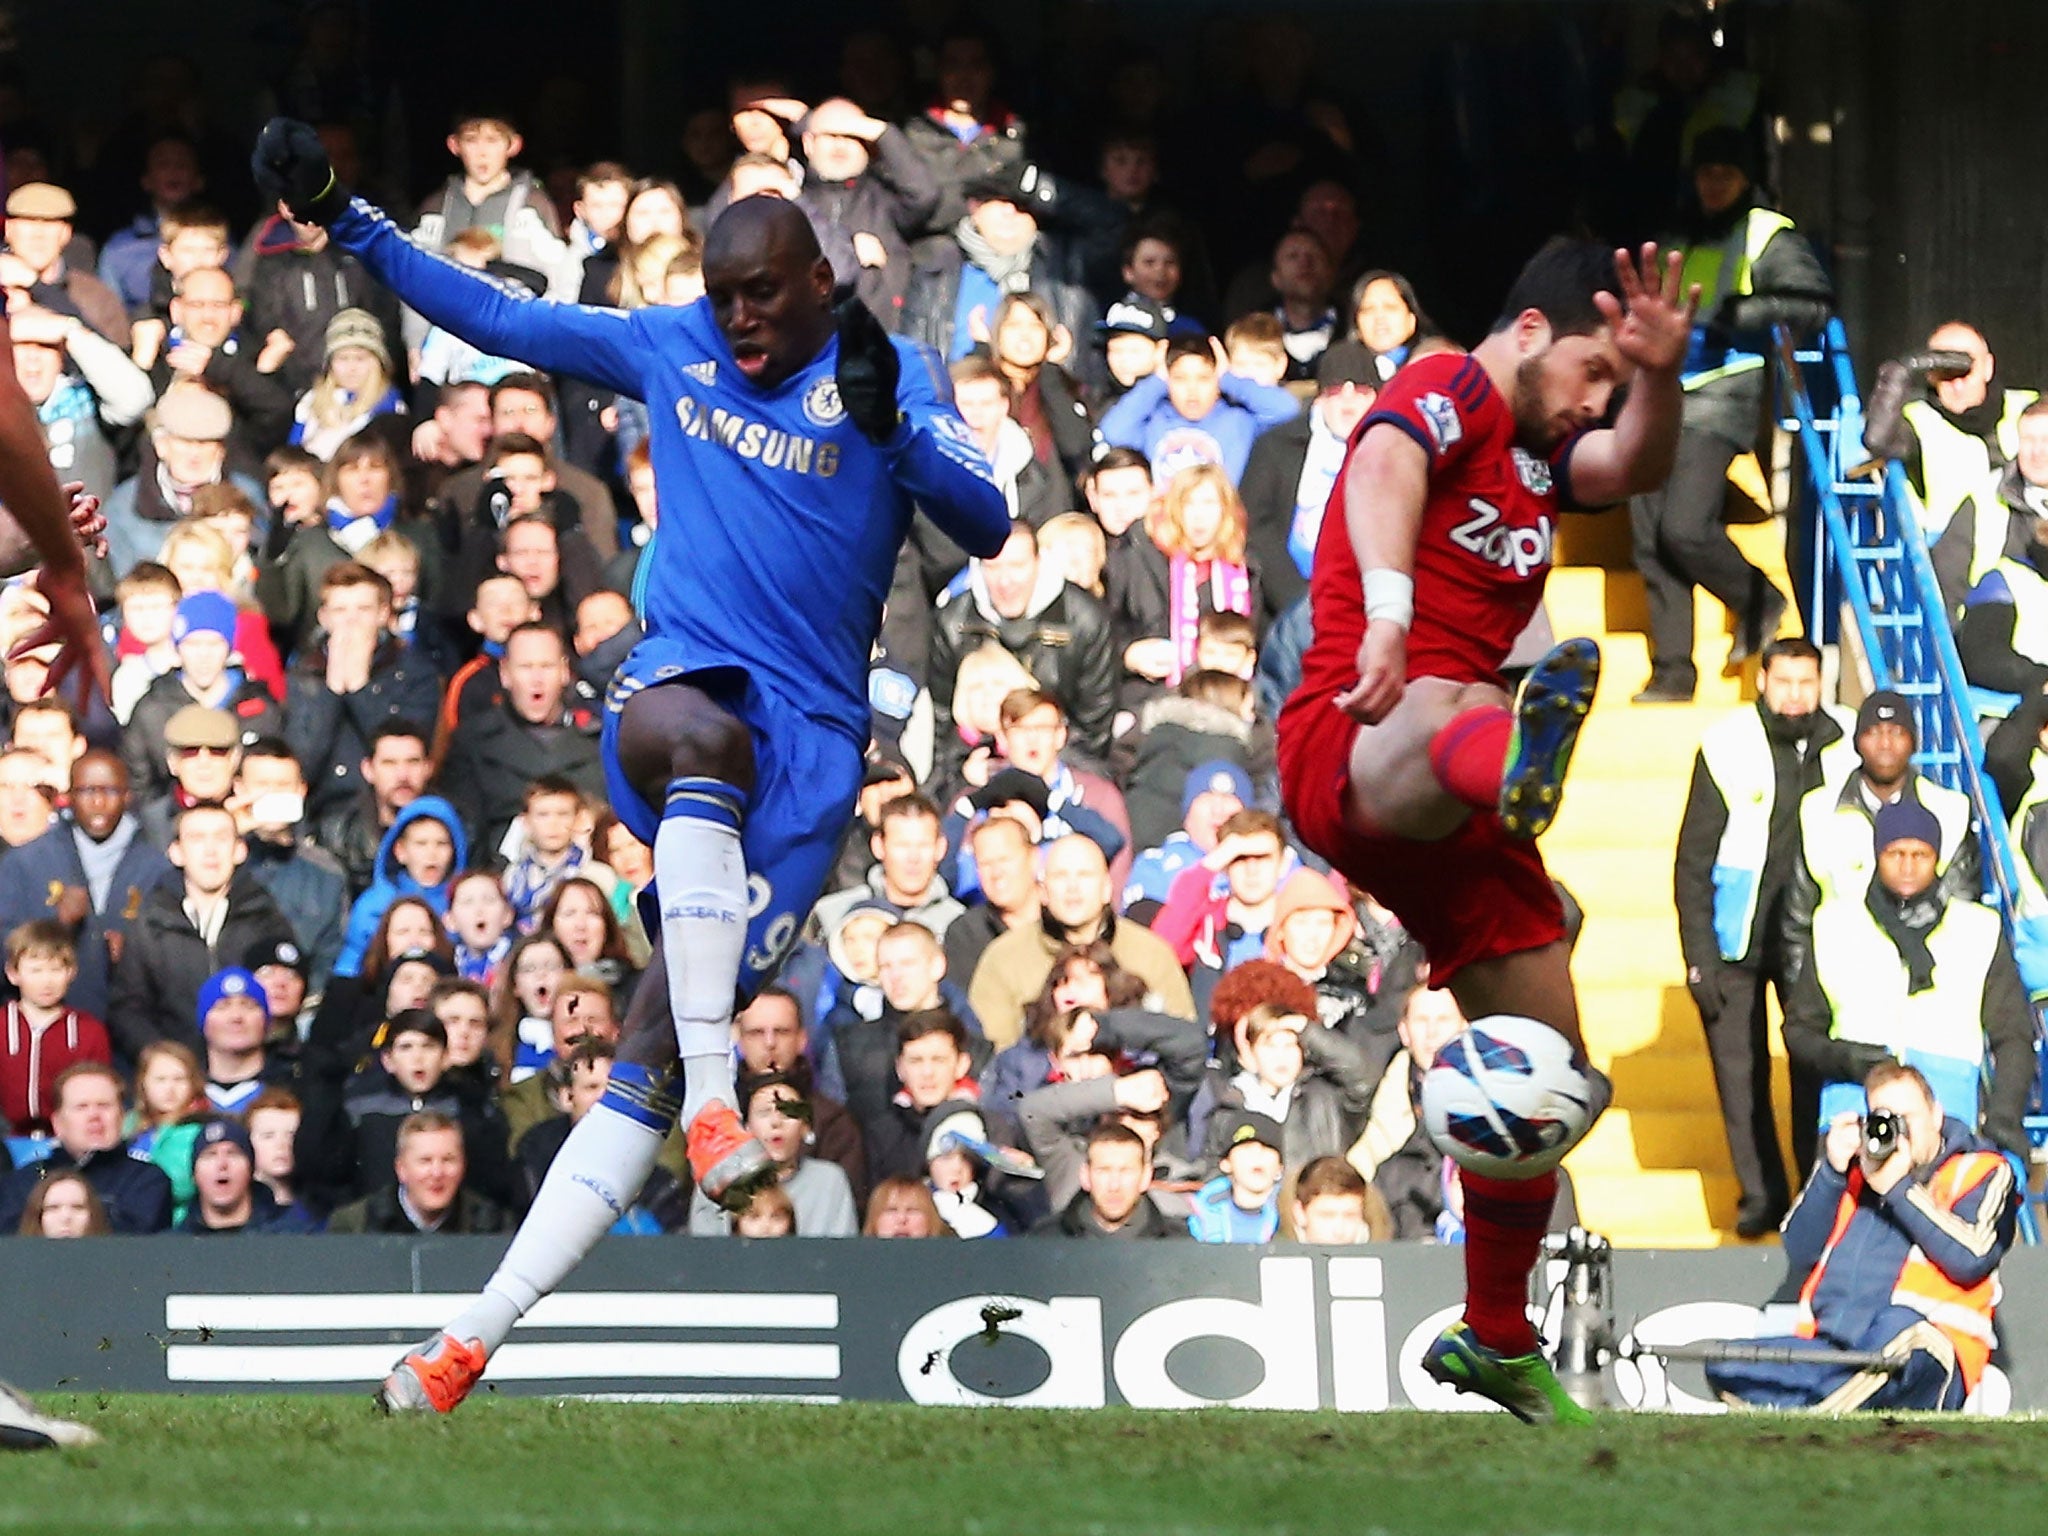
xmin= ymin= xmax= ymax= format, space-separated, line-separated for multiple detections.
xmin=1511 ymin=447 xmax=1553 ymax=495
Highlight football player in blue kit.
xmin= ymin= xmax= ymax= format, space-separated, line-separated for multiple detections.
xmin=250 ymin=118 xmax=1011 ymax=1413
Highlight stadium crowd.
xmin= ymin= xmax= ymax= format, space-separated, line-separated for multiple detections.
xmin=0 ymin=4 xmax=2025 ymax=1261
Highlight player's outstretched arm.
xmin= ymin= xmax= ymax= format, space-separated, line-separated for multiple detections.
xmin=1332 ymin=425 xmax=1428 ymax=724
xmin=844 ymin=308 xmax=1008 ymax=558
xmin=1565 ymin=244 xmax=1700 ymax=507
xmin=0 ymin=309 xmax=109 ymax=711
xmin=252 ymin=118 xmax=644 ymax=400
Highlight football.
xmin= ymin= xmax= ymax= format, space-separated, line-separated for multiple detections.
xmin=1420 ymin=1015 xmax=1598 ymax=1179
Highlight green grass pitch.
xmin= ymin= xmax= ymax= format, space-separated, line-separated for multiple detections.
xmin=2 ymin=1396 xmax=2040 ymax=1535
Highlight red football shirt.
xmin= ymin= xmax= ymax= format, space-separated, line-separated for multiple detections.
xmin=1293 ymin=352 xmax=1582 ymax=699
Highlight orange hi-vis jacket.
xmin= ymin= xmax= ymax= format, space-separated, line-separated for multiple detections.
xmin=1795 ymin=1145 xmax=2011 ymax=1391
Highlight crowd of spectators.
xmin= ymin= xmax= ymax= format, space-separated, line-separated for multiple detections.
xmin=0 ymin=5 xmax=1754 ymax=1242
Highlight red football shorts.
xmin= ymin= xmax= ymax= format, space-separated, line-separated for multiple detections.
xmin=1278 ymin=695 xmax=1566 ymax=984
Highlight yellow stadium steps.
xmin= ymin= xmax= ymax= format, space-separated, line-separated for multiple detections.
xmin=1542 ymin=508 xmax=1799 ymax=1246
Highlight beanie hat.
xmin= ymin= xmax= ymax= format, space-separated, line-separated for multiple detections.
xmin=1182 ymin=759 xmax=1253 ymax=818
xmin=172 ymin=591 xmax=238 ymax=646
xmin=1855 ymin=689 xmax=1916 ymax=742
xmin=197 ymin=967 xmax=268 ymax=1030
xmin=1873 ymin=798 xmax=1941 ymax=854
xmin=191 ymin=1116 xmax=254 ymax=1172
xmin=323 ymin=308 xmax=391 ymax=371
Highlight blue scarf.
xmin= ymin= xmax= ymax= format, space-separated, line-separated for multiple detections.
xmin=326 ymin=494 xmax=398 ymax=551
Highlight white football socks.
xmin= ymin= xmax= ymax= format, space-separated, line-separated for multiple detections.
xmin=654 ymin=786 xmax=750 ymax=1125
xmin=441 ymin=1084 xmax=672 ymax=1356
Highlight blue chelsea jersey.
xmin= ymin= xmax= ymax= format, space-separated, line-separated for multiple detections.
xmin=329 ymin=197 xmax=1010 ymax=743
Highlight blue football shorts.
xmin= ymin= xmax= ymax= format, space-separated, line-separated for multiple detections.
xmin=603 ymin=637 xmax=863 ymax=997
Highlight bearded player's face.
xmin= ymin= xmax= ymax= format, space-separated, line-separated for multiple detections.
xmin=1510 ymin=327 xmax=1629 ymax=453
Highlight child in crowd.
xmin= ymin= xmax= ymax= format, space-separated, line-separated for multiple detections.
xmin=734 ymin=1182 xmax=796 ymax=1237
xmin=436 ymin=573 xmax=539 ymax=755
xmin=490 ymin=932 xmax=568 ymax=1083
xmin=108 ymin=562 xmax=181 ymax=724
xmin=264 ymin=444 xmax=325 ymax=535
xmin=158 ymin=518 xmax=286 ymax=700
xmin=336 ymin=797 xmax=468 ymax=978
xmin=689 ymin=1073 xmax=857 ymax=1237
xmin=126 ymin=1040 xmax=206 ymax=1223
xmin=502 ymin=777 xmax=614 ymax=931
xmin=447 ymin=872 xmax=515 ymax=986
xmin=1195 ymin=610 xmax=1258 ymax=681
xmin=0 ymin=922 xmax=109 ymax=1137
xmin=243 ymin=1086 xmax=313 ymax=1225
xmin=128 ymin=201 xmax=234 ymax=369
xmin=291 ymin=308 xmax=406 ymax=459
xmin=1188 ymin=1110 xmax=1284 ymax=1243
xmin=1037 ymin=511 xmax=1109 ymax=598
xmin=1223 ymin=313 xmax=1290 ymax=388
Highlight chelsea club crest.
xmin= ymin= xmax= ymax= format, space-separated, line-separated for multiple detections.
xmin=803 ymin=378 xmax=847 ymax=428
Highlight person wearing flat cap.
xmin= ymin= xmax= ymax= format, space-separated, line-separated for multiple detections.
xmin=1783 ymin=796 xmax=2033 ymax=1166
xmin=103 ymin=380 xmax=267 ymax=576
xmin=122 ymin=591 xmax=283 ymax=806
xmin=1 ymin=182 xmax=131 ymax=344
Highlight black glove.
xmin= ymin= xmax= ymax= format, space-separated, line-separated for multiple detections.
xmin=834 ymin=296 xmax=902 ymax=444
xmin=252 ymin=117 xmax=350 ymax=226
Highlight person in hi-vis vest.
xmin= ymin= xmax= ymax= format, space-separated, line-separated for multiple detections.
xmin=1929 ymin=400 xmax=2048 ymax=618
xmin=1946 ymin=405 xmax=2048 ymax=701
xmin=1782 ymin=689 xmax=1980 ymax=955
xmin=1673 ymin=639 xmax=1853 ymax=1237
xmin=1630 ymin=126 xmax=1832 ymax=703
xmin=1984 ymin=692 xmax=2048 ymax=914
xmin=1783 ymin=799 xmax=2032 ymax=1167
xmin=1864 ymin=321 xmax=2040 ymax=538
xmin=1704 ymin=1061 xmax=2017 ymax=1413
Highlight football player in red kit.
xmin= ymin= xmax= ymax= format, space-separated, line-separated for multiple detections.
xmin=1279 ymin=240 xmax=1697 ymax=1423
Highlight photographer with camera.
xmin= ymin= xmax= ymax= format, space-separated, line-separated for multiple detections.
xmin=1705 ymin=1062 xmax=2017 ymax=1412
xmin=1864 ymin=322 xmax=2040 ymax=536
xmin=1781 ymin=799 xmax=2033 ymax=1165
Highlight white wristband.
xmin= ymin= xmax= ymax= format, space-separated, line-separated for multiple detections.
xmin=1362 ymin=569 xmax=1414 ymax=630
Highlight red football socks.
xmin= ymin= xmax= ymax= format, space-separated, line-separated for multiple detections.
xmin=1460 ymin=1169 xmax=1559 ymax=1357
xmin=1428 ymin=706 xmax=1512 ymax=811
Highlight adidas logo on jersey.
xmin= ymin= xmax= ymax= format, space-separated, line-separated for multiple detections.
xmin=682 ymin=361 xmax=718 ymax=385
xmin=1449 ymin=496 xmax=1553 ymax=578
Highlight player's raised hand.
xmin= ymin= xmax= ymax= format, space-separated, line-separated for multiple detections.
xmin=834 ymin=296 xmax=903 ymax=443
xmin=1334 ymin=619 xmax=1406 ymax=725
xmin=1596 ymin=243 xmax=1698 ymax=374
xmin=14 ymin=563 xmax=109 ymax=715
xmin=252 ymin=118 xmax=349 ymax=226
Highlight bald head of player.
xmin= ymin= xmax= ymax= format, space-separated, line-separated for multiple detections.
xmin=702 ymin=194 xmax=836 ymax=389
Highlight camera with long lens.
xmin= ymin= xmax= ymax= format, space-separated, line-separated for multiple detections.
xmin=1863 ymin=1108 xmax=1905 ymax=1166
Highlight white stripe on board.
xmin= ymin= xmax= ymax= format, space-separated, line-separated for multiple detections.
xmin=165 ymin=1340 xmax=842 ymax=1384
xmin=164 ymin=1292 xmax=838 ymax=1333
xmin=570 ymin=1392 xmax=843 ymax=1405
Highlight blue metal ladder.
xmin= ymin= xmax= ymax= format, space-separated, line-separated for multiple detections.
xmin=1776 ymin=318 xmax=2043 ymax=1239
